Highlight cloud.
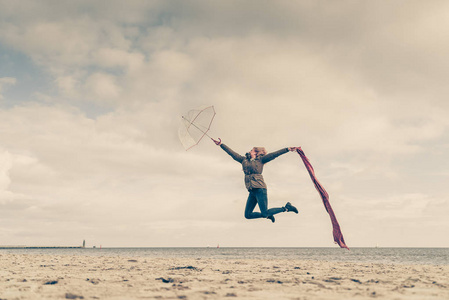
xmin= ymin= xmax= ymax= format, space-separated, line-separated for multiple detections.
xmin=0 ymin=77 xmax=16 ymax=99
xmin=84 ymin=73 xmax=122 ymax=102
xmin=0 ymin=148 xmax=13 ymax=191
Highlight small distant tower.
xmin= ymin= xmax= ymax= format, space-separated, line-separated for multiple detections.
xmin=82 ymin=240 xmax=86 ymax=248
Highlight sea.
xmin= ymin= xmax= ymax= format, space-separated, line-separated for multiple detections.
xmin=1 ymin=247 xmax=448 ymax=266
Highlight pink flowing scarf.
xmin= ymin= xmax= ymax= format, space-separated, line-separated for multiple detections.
xmin=296 ymin=147 xmax=349 ymax=250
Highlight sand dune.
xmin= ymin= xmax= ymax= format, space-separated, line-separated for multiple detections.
xmin=0 ymin=253 xmax=447 ymax=299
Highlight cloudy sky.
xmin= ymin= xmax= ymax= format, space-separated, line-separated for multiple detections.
xmin=1 ymin=0 xmax=448 ymax=248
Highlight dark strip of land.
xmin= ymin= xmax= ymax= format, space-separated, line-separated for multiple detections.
xmin=0 ymin=246 xmax=82 ymax=249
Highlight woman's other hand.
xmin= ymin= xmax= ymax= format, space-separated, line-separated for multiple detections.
xmin=212 ymin=138 xmax=222 ymax=146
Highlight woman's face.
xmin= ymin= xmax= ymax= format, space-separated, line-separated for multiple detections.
xmin=249 ymin=148 xmax=257 ymax=158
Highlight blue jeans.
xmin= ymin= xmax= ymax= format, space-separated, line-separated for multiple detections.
xmin=244 ymin=188 xmax=285 ymax=219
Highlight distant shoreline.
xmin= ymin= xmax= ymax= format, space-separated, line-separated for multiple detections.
xmin=0 ymin=246 xmax=83 ymax=249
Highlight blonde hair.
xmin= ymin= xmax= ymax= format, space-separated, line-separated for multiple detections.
xmin=253 ymin=147 xmax=267 ymax=158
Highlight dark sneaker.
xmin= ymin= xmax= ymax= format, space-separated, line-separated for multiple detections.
xmin=267 ymin=215 xmax=275 ymax=223
xmin=285 ymin=202 xmax=298 ymax=214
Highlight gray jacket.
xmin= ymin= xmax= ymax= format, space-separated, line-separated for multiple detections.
xmin=220 ymin=144 xmax=289 ymax=190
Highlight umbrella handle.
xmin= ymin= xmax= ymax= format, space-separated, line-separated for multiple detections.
xmin=211 ymin=138 xmax=221 ymax=145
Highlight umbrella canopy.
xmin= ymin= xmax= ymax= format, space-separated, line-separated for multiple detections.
xmin=178 ymin=105 xmax=216 ymax=150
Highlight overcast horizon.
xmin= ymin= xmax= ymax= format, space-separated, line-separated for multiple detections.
xmin=1 ymin=0 xmax=449 ymax=248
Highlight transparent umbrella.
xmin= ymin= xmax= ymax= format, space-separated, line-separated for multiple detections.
xmin=178 ymin=105 xmax=216 ymax=150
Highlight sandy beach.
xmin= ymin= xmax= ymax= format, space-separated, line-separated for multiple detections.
xmin=0 ymin=253 xmax=448 ymax=300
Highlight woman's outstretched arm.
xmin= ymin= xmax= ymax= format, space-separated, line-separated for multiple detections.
xmin=261 ymin=147 xmax=297 ymax=164
xmin=212 ymin=138 xmax=245 ymax=163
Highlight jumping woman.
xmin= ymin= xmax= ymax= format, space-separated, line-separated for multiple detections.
xmin=212 ymin=138 xmax=299 ymax=223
